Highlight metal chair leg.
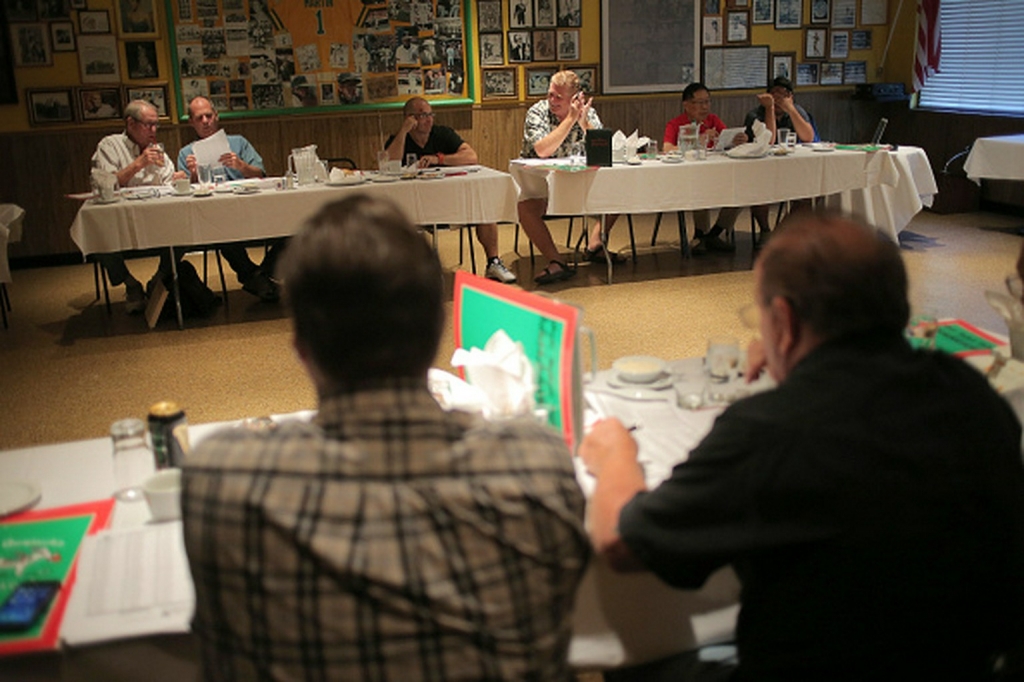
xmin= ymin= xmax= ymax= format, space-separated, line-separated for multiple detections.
xmin=650 ymin=213 xmax=662 ymax=246
xmin=626 ymin=215 xmax=637 ymax=262
xmin=1 ymin=283 xmax=8 ymax=329
xmin=215 ymin=249 xmax=228 ymax=311
xmin=678 ymin=211 xmax=690 ymax=258
xmin=565 ymin=216 xmax=575 ymax=248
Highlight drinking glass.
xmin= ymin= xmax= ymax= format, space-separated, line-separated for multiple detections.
xmin=405 ymin=153 xmax=419 ymax=169
xmin=377 ymin=150 xmax=390 ymax=171
xmin=646 ymin=140 xmax=659 ymax=159
xmin=706 ymin=336 xmax=740 ymax=383
xmin=211 ymin=166 xmax=227 ymax=186
xmin=777 ymin=127 xmax=790 ymax=147
xmin=786 ymin=132 xmax=798 ymax=148
xmin=197 ymin=164 xmax=212 ymax=188
xmin=111 ymin=418 xmax=154 ymax=502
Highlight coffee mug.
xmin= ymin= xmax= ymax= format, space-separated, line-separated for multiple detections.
xmin=143 ymin=468 xmax=182 ymax=522
xmin=173 ymin=178 xmax=191 ymax=195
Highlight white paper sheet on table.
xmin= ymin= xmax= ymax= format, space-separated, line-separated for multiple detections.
xmin=191 ymin=129 xmax=231 ymax=168
xmin=62 ymin=522 xmax=195 ymax=646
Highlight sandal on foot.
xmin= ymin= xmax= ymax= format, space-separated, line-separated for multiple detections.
xmin=534 ymin=260 xmax=577 ymax=284
xmin=584 ymin=245 xmax=627 ymax=264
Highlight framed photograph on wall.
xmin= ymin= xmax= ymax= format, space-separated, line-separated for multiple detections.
xmin=556 ymin=28 xmax=578 ymax=61
xmin=861 ymin=0 xmax=887 ymax=25
xmin=27 ymin=88 xmax=74 ymax=124
xmin=851 ymin=29 xmax=872 ymax=50
xmin=703 ymin=16 xmax=723 ymax=45
xmin=479 ymin=33 xmax=504 ymax=66
xmin=482 ymin=67 xmax=517 ymax=100
xmin=771 ymin=52 xmax=795 ymax=81
xmin=78 ymin=34 xmax=120 ymax=82
xmin=726 ymin=10 xmax=749 ymax=44
xmin=507 ymin=30 xmax=532 ymax=62
xmin=509 ymin=0 xmax=533 ymax=29
xmin=526 ymin=66 xmax=556 ymax=97
xmin=775 ymin=0 xmax=801 ymax=29
xmin=125 ymin=82 xmax=168 ymax=117
xmin=38 ymin=0 xmax=70 ymax=19
xmin=567 ymin=64 xmax=598 ymax=94
xmin=535 ymin=0 xmax=556 ymax=28
xmin=478 ymin=0 xmax=502 ymax=33
xmin=820 ymin=61 xmax=843 ymax=85
xmin=125 ymin=39 xmax=159 ymax=78
xmin=810 ymin=0 xmax=830 ymax=24
xmin=77 ymin=85 xmax=123 ymax=120
xmin=50 ymin=20 xmax=75 ymax=52
xmin=796 ymin=62 xmax=819 ymax=86
xmin=752 ymin=0 xmax=772 ymax=24
xmin=844 ymin=60 xmax=867 ymax=83
xmin=79 ymin=10 xmax=111 ymax=34
xmin=703 ymin=45 xmax=769 ymax=90
xmin=829 ymin=30 xmax=848 ymax=59
xmin=831 ymin=0 xmax=856 ymax=28
xmin=557 ymin=0 xmax=581 ymax=27
xmin=10 ymin=23 xmax=52 ymax=66
xmin=3 ymin=0 xmax=37 ymax=22
xmin=533 ymin=29 xmax=555 ymax=62
xmin=703 ymin=0 xmax=720 ymax=14
xmin=115 ymin=0 xmax=158 ymax=37
xmin=804 ymin=28 xmax=827 ymax=60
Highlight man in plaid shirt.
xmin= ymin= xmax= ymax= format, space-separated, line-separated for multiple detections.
xmin=182 ymin=194 xmax=590 ymax=681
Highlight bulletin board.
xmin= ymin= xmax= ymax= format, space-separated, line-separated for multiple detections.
xmin=601 ymin=0 xmax=699 ymax=93
xmin=165 ymin=0 xmax=472 ymax=119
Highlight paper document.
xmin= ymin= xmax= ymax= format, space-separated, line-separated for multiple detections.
xmin=191 ymin=129 xmax=231 ymax=168
xmin=61 ymin=522 xmax=195 ymax=646
xmin=714 ymin=127 xmax=748 ymax=151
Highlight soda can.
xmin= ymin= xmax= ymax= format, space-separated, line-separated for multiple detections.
xmin=148 ymin=401 xmax=190 ymax=469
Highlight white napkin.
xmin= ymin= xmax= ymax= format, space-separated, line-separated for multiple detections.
xmin=985 ymin=290 xmax=1024 ymax=361
xmin=611 ymin=130 xmax=650 ymax=162
xmin=450 ymin=329 xmax=536 ymax=419
xmin=726 ymin=120 xmax=771 ymax=158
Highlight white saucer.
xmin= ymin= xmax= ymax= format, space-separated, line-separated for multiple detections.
xmin=326 ymin=177 xmax=366 ymax=186
xmin=608 ymin=373 xmax=674 ymax=391
xmin=193 ymin=189 xmax=213 ymax=197
xmin=811 ymin=143 xmax=836 ymax=152
xmin=370 ymin=174 xmax=399 ymax=183
xmin=660 ymin=155 xmax=684 ymax=164
xmin=91 ymin=196 xmax=121 ymax=205
xmin=172 ymin=190 xmax=192 ymax=197
xmin=0 ymin=480 xmax=41 ymax=517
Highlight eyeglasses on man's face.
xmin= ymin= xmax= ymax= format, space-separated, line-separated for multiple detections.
xmin=133 ymin=118 xmax=158 ymax=129
xmin=413 ymin=112 xmax=434 ymax=119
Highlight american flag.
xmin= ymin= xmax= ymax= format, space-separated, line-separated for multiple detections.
xmin=912 ymin=0 xmax=941 ymax=91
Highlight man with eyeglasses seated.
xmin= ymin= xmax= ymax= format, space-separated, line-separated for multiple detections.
xmin=581 ymin=210 xmax=1024 ymax=681
xmin=386 ymin=96 xmax=517 ymax=284
xmin=91 ymin=99 xmax=187 ymax=313
xmin=663 ymin=82 xmax=748 ymax=255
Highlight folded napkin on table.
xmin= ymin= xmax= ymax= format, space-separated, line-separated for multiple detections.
xmin=612 ymin=129 xmax=651 ymax=162
xmin=450 ymin=329 xmax=536 ymax=419
xmin=726 ymin=120 xmax=771 ymax=158
xmin=328 ymin=167 xmax=360 ymax=182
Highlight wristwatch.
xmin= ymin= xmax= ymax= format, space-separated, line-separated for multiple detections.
xmin=436 ymin=152 xmax=445 ymax=165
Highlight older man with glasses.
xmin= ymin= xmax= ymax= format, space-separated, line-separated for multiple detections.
xmin=91 ymin=99 xmax=187 ymax=313
xmin=386 ymin=96 xmax=517 ymax=284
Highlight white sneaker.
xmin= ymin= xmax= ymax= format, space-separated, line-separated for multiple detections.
xmin=485 ymin=258 xmax=517 ymax=284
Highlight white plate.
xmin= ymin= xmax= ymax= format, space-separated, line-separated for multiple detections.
xmin=172 ymin=190 xmax=193 ymax=197
xmin=369 ymin=174 xmax=399 ymax=183
xmin=660 ymin=155 xmax=684 ymax=164
xmin=0 ymin=480 xmax=41 ymax=517
xmin=326 ymin=177 xmax=366 ymax=186
xmin=810 ymin=143 xmax=836 ymax=152
xmin=90 ymin=196 xmax=122 ymax=205
xmin=193 ymin=189 xmax=213 ymax=197
xmin=607 ymin=374 xmax=674 ymax=391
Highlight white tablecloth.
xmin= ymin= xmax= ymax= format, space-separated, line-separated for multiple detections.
xmin=964 ymin=134 xmax=1024 ymax=183
xmin=0 ymin=203 xmax=25 ymax=284
xmin=69 ymin=168 xmax=520 ymax=257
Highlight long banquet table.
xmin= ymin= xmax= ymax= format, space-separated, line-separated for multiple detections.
xmin=964 ymin=133 xmax=1024 ymax=183
xmin=0 ymin=360 xmax=745 ymax=680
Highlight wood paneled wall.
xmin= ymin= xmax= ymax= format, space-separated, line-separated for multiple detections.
xmin=3 ymin=89 xmax=1014 ymax=262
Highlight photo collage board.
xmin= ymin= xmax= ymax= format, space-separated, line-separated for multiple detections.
xmin=169 ymin=0 xmax=468 ymax=117
xmin=478 ymin=0 xmax=591 ymax=102
xmin=701 ymin=0 xmax=883 ymax=90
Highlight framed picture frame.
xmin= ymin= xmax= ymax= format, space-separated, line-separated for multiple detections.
xmin=752 ymin=0 xmax=772 ymax=24
xmin=0 ymin=15 xmax=16 ymax=105
xmin=509 ymin=0 xmax=533 ymax=29
xmin=861 ymin=0 xmax=887 ymax=25
xmin=70 ymin=0 xmax=86 ymax=9
xmin=478 ymin=0 xmax=502 ymax=33
xmin=79 ymin=10 xmax=111 ymax=34
xmin=533 ymin=29 xmax=555 ymax=62
xmin=567 ymin=63 xmax=598 ymax=94
xmin=125 ymin=39 xmax=159 ymax=78
xmin=3 ymin=0 xmax=36 ymax=22
xmin=804 ymin=27 xmax=827 ymax=60
xmin=534 ymin=0 xmax=557 ymax=28
xmin=829 ymin=30 xmax=849 ymax=59
xmin=77 ymin=85 xmax=123 ymax=120
xmin=796 ymin=62 xmax=819 ymax=86
xmin=810 ymin=0 xmax=830 ymax=24
xmin=557 ymin=0 xmax=581 ymax=27
xmin=844 ymin=60 xmax=867 ymax=84
xmin=775 ymin=0 xmax=801 ymax=29
xmin=831 ymin=0 xmax=856 ymax=28
xmin=479 ymin=33 xmax=504 ymax=66
xmin=38 ymin=0 xmax=70 ymax=19
xmin=115 ymin=0 xmax=158 ymax=37
xmin=78 ymin=34 xmax=120 ymax=82
xmin=50 ymin=20 xmax=75 ymax=52
xmin=727 ymin=0 xmax=748 ymax=7
xmin=820 ymin=61 xmax=843 ymax=85
xmin=851 ymin=29 xmax=872 ymax=50
xmin=125 ymin=82 xmax=168 ymax=117
xmin=526 ymin=66 xmax=556 ymax=97
xmin=556 ymin=28 xmax=578 ymax=61
xmin=703 ymin=45 xmax=769 ymax=90
xmin=726 ymin=10 xmax=749 ymax=44
xmin=27 ymin=88 xmax=74 ymax=125
xmin=703 ymin=16 xmax=723 ymax=45
xmin=507 ymin=30 xmax=532 ymax=63
xmin=10 ymin=23 xmax=52 ymax=66
xmin=703 ymin=0 xmax=720 ymax=14
xmin=771 ymin=51 xmax=795 ymax=82
xmin=482 ymin=67 xmax=517 ymax=100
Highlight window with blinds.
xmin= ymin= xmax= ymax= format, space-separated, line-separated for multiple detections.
xmin=917 ymin=0 xmax=1024 ymax=115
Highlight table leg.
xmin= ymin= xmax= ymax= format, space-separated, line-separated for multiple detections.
xmin=170 ymin=248 xmax=184 ymax=330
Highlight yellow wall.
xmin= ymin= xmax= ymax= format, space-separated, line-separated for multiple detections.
xmin=1 ymin=0 xmax=916 ymax=133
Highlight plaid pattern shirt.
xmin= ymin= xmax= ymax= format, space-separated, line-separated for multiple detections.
xmin=182 ymin=379 xmax=590 ymax=681
xmin=520 ymin=99 xmax=603 ymax=159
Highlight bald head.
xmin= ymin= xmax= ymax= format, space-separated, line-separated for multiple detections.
xmin=758 ymin=211 xmax=909 ymax=342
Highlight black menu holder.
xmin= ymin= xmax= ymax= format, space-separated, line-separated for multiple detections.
xmin=585 ymin=129 xmax=612 ymax=167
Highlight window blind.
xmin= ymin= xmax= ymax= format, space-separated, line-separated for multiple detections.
xmin=917 ymin=0 xmax=1024 ymax=115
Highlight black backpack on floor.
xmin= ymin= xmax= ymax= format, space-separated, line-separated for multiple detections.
xmin=158 ymin=260 xmax=221 ymax=319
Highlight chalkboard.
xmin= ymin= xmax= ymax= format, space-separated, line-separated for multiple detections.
xmin=166 ymin=0 xmax=471 ymax=118
xmin=600 ymin=0 xmax=699 ymax=94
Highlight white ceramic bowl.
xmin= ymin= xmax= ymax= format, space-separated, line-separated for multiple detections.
xmin=613 ymin=355 xmax=667 ymax=384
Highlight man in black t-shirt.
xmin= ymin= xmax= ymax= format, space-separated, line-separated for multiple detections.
xmin=385 ymin=97 xmax=516 ymax=284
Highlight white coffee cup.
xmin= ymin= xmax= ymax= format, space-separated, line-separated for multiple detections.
xmin=173 ymin=178 xmax=191 ymax=195
xmin=143 ymin=468 xmax=182 ymax=522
